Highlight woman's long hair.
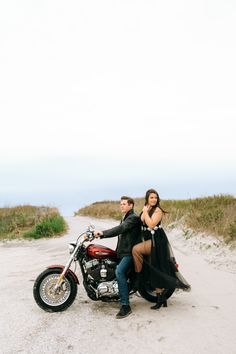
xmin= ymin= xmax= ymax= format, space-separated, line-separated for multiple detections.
xmin=144 ymin=188 xmax=167 ymax=217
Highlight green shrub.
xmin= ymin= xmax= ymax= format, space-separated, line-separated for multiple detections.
xmin=0 ymin=206 xmax=66 ymax=240
xmin=226 ymin=220 xmax=236 ymax=242
xmin=24 ymin=215 xmax=67 ymax=239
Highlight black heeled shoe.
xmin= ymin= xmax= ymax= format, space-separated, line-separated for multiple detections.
xmin=150 ymin=291 xmax=167 ymax=310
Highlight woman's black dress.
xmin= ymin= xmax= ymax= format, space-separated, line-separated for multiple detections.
xmin=141 ymin=220 xmax=191 ymax=291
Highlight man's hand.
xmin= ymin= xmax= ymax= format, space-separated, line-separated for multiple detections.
xmin=94 ymin=230 xmax=103 ymax=238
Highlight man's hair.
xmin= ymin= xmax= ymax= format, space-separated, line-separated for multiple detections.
xmin=120 ymin=196 xmax=134 ymax=206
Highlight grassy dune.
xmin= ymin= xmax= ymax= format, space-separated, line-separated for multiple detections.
xmin=0 ymin=205 xmax=67 ymax=240
xmin=75 ymin=195 xmax=236 ymax=242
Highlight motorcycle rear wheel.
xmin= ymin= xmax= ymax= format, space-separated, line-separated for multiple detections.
xmin=33 ymin=268 xmax=77 ymax=312
xmin=138 ymin=282 xmax=175 ymax=303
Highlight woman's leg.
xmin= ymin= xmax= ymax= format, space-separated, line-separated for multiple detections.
xmin=132 ymin=240 xmax=152 ymax=273
xmin=133 ymin=241 xmax=164 ymax=294
xmin=156 ymin=288 xmax=165 ymax=293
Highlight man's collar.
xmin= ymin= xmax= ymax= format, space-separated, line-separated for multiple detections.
xmin=123 ymin=208 xmax=134 ymax=220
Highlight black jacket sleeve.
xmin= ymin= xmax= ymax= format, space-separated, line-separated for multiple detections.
xmin=102 ymin=214 xmax=140 ymax=238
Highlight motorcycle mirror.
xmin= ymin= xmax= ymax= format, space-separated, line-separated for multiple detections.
xmin=87 ymin=224 xmax=95 ymax=231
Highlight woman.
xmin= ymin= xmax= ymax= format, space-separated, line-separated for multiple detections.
xmin=132 ymin=188 xmax=190 ymax=310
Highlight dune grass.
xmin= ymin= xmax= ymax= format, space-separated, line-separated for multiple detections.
xmin=75 ymin=195 xmax=236 ymax=242
xmin=0 ymin=205 xmax=67 ymax=240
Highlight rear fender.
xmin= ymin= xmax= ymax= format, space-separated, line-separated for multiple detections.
xmin=47 ymin=265 xmax=79 ymax=284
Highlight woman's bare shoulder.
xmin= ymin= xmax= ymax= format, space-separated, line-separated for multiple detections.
xmin=153 ymin=206 xmax=163 ymax=214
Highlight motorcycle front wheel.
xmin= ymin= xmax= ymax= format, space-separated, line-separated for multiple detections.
xmin=138 ymin=281 xmax=175 ymax=303
xmin=33 ymin=268 xmax=77 ymax=312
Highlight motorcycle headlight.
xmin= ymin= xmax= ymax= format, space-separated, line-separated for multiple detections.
xmin=68 ymin=243 xmax=76 ymax=254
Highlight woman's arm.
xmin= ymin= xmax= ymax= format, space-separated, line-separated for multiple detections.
xmin=142 ymin=206 xmax=162 ymax=228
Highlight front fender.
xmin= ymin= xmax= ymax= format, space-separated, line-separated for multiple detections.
xmin=47 ymin=265 xmax=79 ymax=284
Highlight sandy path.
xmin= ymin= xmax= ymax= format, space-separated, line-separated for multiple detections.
xmin=0 ymin=216 xmax=236 ymax=354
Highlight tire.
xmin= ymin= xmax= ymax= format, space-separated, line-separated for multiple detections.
xmin=33 ymin=268 xmax=77 ymax=312
xmin=138 ymin=281 xmax=175 ymax=303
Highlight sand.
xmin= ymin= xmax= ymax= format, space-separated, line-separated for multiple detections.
xmin=0 ymin=216 xmax=236 ymax=354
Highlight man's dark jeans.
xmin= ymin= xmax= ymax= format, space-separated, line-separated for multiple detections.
xmin=115 ymin=256 xmax=132 ymax=305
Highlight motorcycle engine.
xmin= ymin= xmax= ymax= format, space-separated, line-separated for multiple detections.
xmin=82 ymin=258 xmax=118 ymax=298
xmin=83 ymin=258 xmax=116 ymax=282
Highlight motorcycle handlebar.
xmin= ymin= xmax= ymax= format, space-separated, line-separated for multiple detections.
xmin=78 ymin=225 xmax=99 ymax=243
xmin=85 ymin=231 xmax=95 ymax=241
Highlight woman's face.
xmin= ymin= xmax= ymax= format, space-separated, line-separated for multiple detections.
xmin=148 ymin=193 xmax=158 ymax=206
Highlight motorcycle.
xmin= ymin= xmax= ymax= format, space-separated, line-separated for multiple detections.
xmin=33 ymin=225 xmax=175 ymax=312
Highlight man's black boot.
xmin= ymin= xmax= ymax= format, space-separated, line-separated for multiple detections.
xmin=116 ymin=305 xmax=132 ymax=319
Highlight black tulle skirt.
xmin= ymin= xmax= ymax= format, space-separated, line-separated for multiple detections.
xmin=143 ymin=227 xmax=191 ymax=291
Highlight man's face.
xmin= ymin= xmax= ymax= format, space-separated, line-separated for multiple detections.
xmin=120 ymin=199 xmax=133 ymax=214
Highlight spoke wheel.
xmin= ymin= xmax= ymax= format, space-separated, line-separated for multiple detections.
xmin=33 ymin=268 xmax=77 ymax=312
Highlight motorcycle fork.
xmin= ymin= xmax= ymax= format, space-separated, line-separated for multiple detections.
xmin=54 ymin=245 xmax=80 ymax=290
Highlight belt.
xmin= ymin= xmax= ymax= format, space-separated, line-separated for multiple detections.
xmin=141 ymin=225 xmax=161 ymax=234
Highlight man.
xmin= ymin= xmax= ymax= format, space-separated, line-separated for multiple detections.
xmin=94 ymin=196 xmax=141 ymax=319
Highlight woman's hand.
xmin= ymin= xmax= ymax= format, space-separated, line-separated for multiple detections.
xmin=142 ymin=205 xmax=150 ymax=214
xmin=142 ymin=206 xmax=163 ymax=228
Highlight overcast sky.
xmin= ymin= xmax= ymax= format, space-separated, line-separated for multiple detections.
xmin=1 ymin=1 xmax=236 ymax=215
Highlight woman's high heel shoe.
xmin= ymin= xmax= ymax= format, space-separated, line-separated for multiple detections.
xmin=150 ymin=291 xmax=167 ymax=310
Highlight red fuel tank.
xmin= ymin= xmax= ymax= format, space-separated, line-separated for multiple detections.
xmin=86 ymin=244 xmax=117 ymax=259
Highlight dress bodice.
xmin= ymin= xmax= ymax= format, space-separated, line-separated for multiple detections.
xmin=140 ymin=211 xmax=161 ymax=241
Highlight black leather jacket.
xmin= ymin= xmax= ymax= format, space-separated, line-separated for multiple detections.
xmin=101 ymin=209 xmax=141 ymax=258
